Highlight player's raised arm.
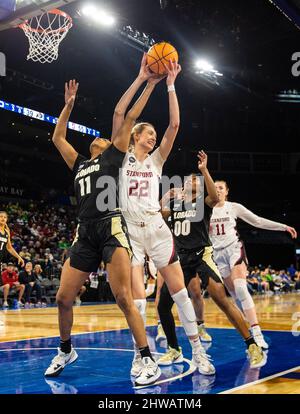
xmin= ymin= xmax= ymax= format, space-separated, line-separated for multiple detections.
xmin=158 ymin=61 xmax=181 ymax=161
xmin=233 ymin=203 xmax=298 ymax=239
xmin=113 ymin=75 xmax=165 ymax=153
xmin=111 ymin=53 xmax=156 ymax=141
xmin=197 ymin=151 xmax=219 ymax=208
xmin=52 ymin=80 xmax=79 ymax=170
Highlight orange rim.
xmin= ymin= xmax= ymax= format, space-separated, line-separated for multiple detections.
xmin=18 ymin=9 xmax=72 ymax=34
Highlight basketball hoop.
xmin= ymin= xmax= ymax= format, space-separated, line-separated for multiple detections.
xmin=19 ymin=9 xmax=72 ymax=64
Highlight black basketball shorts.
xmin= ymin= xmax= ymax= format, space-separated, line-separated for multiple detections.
xmin=70 ymin=214 xmax=132 ymax=273
xmin=179 ymin=246 xmax=223 ymax=290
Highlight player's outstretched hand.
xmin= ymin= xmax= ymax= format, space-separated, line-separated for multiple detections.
xmin=18 ymin=256 xmax=25 ymax=267
xmin=65 ymin=79 xmax=79 ymax=109
xmin=138 ymin=53 xmax=153 ymax=82
xmin=286 ymin=226 xmax=297 ymax=239
xmin=197 ymin=150 xmax=208 ymax=172
xmin=164 ymin=60 xmax=182 ymax=86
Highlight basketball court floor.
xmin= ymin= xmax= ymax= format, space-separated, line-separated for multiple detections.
xmin=0 ymin=293 xmax=299 ymax=394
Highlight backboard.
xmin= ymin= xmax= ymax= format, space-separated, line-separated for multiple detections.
xmin=0 ymin=0 xmax=77 ymax=31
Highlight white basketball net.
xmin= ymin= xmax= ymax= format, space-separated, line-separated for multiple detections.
xmin=19 ymin=9 xmax=72 ymax=64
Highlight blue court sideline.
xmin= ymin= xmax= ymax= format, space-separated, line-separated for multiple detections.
xmin=0 ymin=326 xmax=299 ymax=394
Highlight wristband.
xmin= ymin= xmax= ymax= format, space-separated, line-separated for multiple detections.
xmin=167 ymin=84 xmax=175 ymax=92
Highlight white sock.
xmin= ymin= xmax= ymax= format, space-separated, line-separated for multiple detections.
xmin=251 ymin=325 xmax=262 ymax=336
xmin=189 ymin=337 xmax=203 ymax=354
xmin=132 ymin=299 xmax=147 ymax=354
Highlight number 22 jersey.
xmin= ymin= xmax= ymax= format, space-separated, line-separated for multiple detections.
xmin=119 ymin=148 xmax=165 ymax=223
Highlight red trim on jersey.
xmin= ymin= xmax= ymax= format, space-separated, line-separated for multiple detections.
xmin=234 ymin=242 xmax=248 ymax=267
xmin=168 ymin=237 xmax=177 ymax=265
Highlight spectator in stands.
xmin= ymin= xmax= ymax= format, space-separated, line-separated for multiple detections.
xmin=19 ymin=246 xmax=31 ymax=262
xmin=45 ymin=248 xmax=54 ymax=262
xmin=0 ymin=262 xmax=25 ymax=308
xmin=287 ymin=264 xmax=297 ymax=280
xmin=58 ymin=237 xmax=70 ymax=262
xmin=19 ymin=262 xmax=42 ymax=308
xmin=262 ymin=268 xmax=275 ymax=292
xmin=280 ymin=270 xmax=294 ymax=292
xmin=273 ymin=271 xmax=283 ymax=292
xmin=257 ymin=271 xmax=270 ymax=294
xmin=33 ymin=264 xmax=46 ymax=281
xmin=75 ymin=282 xmax=88 ymax=306
xmin=30 ymin=223 xmax=40 ymax=237
xmin=247 ymin=271 xmax=262 ymax=294
xmin=98 ymin=261 xmax=108 ymax=280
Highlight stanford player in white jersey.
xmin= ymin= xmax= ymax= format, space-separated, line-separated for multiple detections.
xmin=210 ymin=180 xmax=297 ymax=349
xmin=112 ymin=55 xmax=215 ymax=377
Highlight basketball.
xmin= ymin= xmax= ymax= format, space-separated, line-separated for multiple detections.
xmin=146 ymin=42 xmax=179 ymax=75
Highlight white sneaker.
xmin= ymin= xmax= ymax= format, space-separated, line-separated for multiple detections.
xmin=192 ymin=348 xmax=216 ymax=376
xmin=135 ymin=357 xmax=161 ymax=386
xmin=155 ymin=324 xmax=166 ymax=341
xmin=3 ymin=301 xmax=9 ymax=309
xmin=75 ymin=298 xmax=81 ymax=306
xmin=18 ymin=301 xmax=24 ymax=308
xmin=44 ymin=347 xmax=78 ymax=377
xmin=131 ymin=353 xmax=144 ymax=377
xmin=251 ymin=326 xmax=269 ymax=350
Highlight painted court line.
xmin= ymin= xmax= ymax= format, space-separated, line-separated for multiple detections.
xmin=0 ymin=347 xmax=195 ymax=390
xmin=0 ymin=324 xmax=295 ymax=345
xmin=219 ymin=365 xmax=300 ymax=394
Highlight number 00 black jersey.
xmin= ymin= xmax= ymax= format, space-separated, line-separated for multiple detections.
xmin=73 ymin=144 xmax=125 ymax=221
xmin=167 ymin=196 xmax=212 ymax=252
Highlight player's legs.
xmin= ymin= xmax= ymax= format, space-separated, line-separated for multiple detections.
xmin=210 ymin=273 xmax=266 ymax=366
xmin=56 ymin=258 xmax=89 ymax=341
xmin=108 ymin=248 xmax=160 ymax=385
xmin=108 ymin=248 xmax=148 ymax=348
xmin=155 ymin=271 xmax=166 ymax=341
xmin=44 ymin=258 xmax=88 ymax=377
xmin=131 ymin=265 xmax=147 ymax=322
xmin=149 ymin=219 xmax=214 ymax=373
xmin=129 ymin=264 xmax=148 ymax=375
xmin=157 ymin=283 xmax=184 ymax=365
xmin=207 ymin=276 xmax=250 ymax=337
xmin=230 ymin=263 xmax=268 ymax=349
xmin=127 ymin=222 xmax=147 ymax=326
xmin=159 ymin=263 xmax=215 ymax=375
xmin=187 ymin=276 xmax=212 ymax=342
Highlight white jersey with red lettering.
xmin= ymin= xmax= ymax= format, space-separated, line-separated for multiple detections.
xmin=210 ymin=201 xmax=287 ymax=251
xmin=119 ymin=148 xmax=178 ymax=269
xmin=119 ymin=148 xmax=164 ymax=223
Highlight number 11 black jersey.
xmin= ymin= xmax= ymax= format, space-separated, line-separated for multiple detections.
xmin=73 ymin=144 xmax=125 ymax=221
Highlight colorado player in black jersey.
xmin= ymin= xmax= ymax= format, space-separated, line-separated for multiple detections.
xmin=158 ymin=151 xmax=265 ymax=368
xmin=0 ymin=211 xmax=25 ymax=270
xmin=44 ymin=75 xmax=163 ymax=386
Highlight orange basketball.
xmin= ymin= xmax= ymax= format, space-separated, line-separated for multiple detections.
xmin=146 ymin=42 xmax=179 ymax=75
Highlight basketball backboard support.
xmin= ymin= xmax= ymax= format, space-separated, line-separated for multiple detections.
xmin=0 ymin=0 xmax=77 ymax=31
